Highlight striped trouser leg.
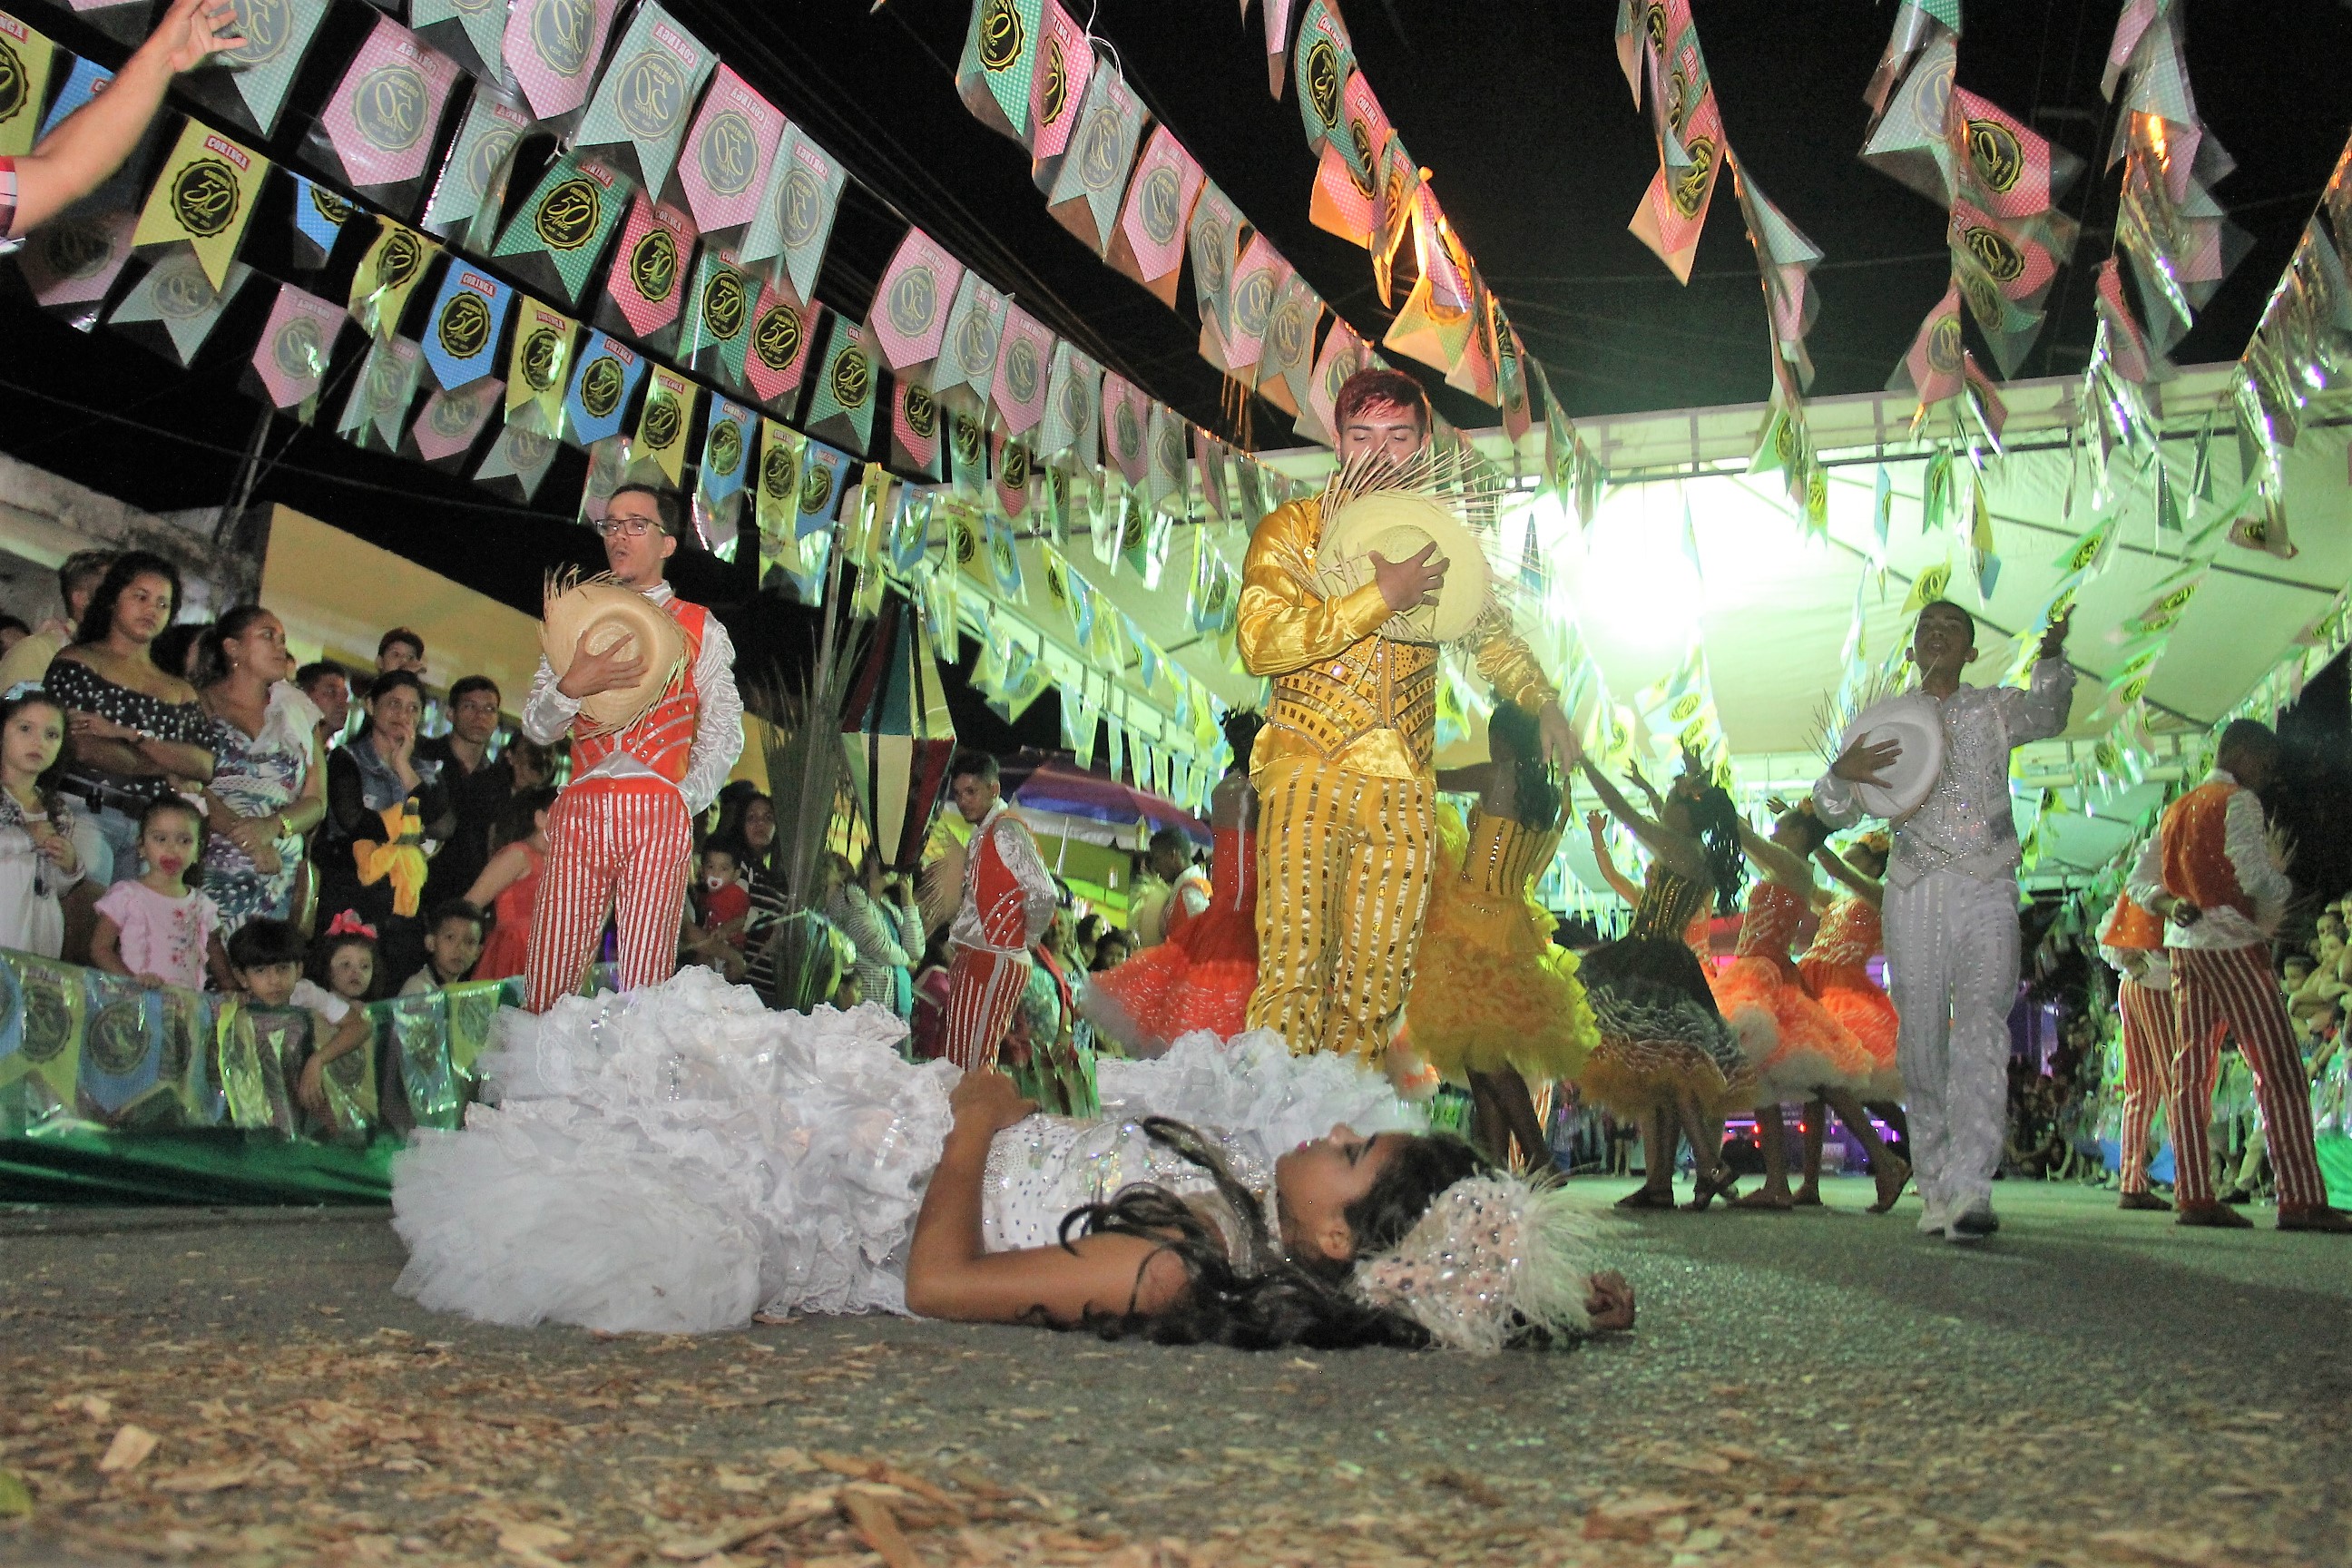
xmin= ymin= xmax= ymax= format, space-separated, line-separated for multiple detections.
xmin=942 ymin=945 xmax=1030 ymax=1073
xmin=523 ymin=783 xmax=620 ymax=1014
xmin=1325 ymin=772 xmax=1436 ymax=1063
xmin=1247 ymin=759 xmax=1346 ymax=1054
xmin=609 ymin=783 xmax=694 ymax=995
xmin=2167 ymin=967 xmax=2222 ymax=1207
xmin=2176 ymin=946 xmax=2327 ymax=1210
xmin=2116 ymin=978 xmax=2176 ymax=1195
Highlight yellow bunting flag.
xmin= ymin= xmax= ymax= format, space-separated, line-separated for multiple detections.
xmin=132 ymin=119 xmax=270 ymax=289
xmin=1900 ymin=559 xmax=1954 ymax=616
xmin=505 ymin=296 xmax=577 ymax=434
xmin=347 ymin=215 xmax=441 ymax=341
xmin=0 ymin=13 xmax=61 ymax=159
xmin=632 ymin=364 xmax=699 ymax=485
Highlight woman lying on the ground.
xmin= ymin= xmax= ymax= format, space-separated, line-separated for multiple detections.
xmin=392 ymin=966 xmax=1634 ymax=1352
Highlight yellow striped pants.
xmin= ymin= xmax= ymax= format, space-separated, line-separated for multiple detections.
xmin=1245 ymin=756 xmax=1437 ymax=1061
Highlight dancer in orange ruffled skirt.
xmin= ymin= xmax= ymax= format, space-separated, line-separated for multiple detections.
xmin=1793 ymin=831 xmax=1909 ymax=1205
xmin=1713 ymin=803 xmax=1907 ymax=1211
xmin=1082 ymin=711 xmax=1262 ymax=1056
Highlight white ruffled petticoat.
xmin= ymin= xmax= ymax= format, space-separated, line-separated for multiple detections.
xmin=390 ymin=972 xmax=1421 ymax=1336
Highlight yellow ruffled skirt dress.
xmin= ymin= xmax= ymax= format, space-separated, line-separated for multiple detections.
xmin=1404 ymin=806 xmax=1599 ymax=1083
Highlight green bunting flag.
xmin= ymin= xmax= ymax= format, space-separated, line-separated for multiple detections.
xmin=132 ymin=119 xmax=271 ymax=290
xmin=754 ymin=416 xmax=804 ymax=562
xmin=203 ymin=0 xmax=331 ymax=137
xmin=1042 ymin=61 xmax=1142 ymax=256
xmin=678 ymin=245 xmax=753 ymax=392
xmin=573 ymin=1 xmax=712 ymax=195
xmin=739 ymin=124 xmax=842 ymax=307
xmin=699 ymin=396 xmax=754 ymax=506
xmin=0 ymin=12 xmax=59 ymax=159
xmin=475 ymin=422 xmax=562 ymax=498
xmin=802 ymin=309 xmax=876 ymax=454
xmin=422 ymin=83 xmax=532 ymax=245
xmin=956 ymin=0 xmax=1043 ymax=145
xmin=494 ymin=151 xmax=633 ymax=309
xmin=410 ymin=0 xmax=504 ymax=79
xmin=109 ymin=248 xmax=250 ymax=364
xmin=337 ymin=335 xmax=425 ymax=450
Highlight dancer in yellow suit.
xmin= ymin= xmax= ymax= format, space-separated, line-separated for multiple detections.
xmin=1238 ymin=368 xmax=1575 ymax=1060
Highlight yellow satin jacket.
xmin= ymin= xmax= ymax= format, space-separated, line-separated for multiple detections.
xmin=1236 ymin=497 xmax=1556 ymax=781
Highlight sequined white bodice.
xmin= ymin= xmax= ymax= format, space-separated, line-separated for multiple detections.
xmin=981 ymin=1115 xmax=1271 ymax=1253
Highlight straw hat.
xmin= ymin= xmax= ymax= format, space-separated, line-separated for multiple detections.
xmin=1313 ymin=490 xmax=1493 ymax=644
xmin=540 ymin=572 xmax=687 ymax=736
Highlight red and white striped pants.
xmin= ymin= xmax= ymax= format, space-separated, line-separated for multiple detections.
xmin=2168 ymin=944 xmax=2325 ymax=1209
xmin=523 ymin=777 xmax=694 ymax=1014
xmin=2115 ymin=977 xmax=2176 ymax=1195
xmin=942 ymin=944 xmax=1030 ymax=1073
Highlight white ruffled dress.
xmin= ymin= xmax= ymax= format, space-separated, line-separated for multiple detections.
xmin=390 ymin=968 xmax=1423 ymax=1336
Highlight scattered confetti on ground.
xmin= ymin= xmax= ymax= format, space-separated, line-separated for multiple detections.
xmin=4 ymin=1179 xmax=2347 ymax=1565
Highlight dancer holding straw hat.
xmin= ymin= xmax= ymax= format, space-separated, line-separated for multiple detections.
xmin=1237 ymin=368 xmax=1574 ymax=1062
xmin=518 ymin=484 xmax=743 ymax=1012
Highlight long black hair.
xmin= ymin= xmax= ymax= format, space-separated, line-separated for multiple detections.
xmin=1681 ymin=780 xmax=1749 ymax=916
xmin=1220 ymin=709 xmax=1265 ymax=774
xmin=1487 ymin=699 xmax=1563 ymax=832
xmin=1060 ymin=1118 xmax=1493 ymax=1350
xmin=74 ymin=551 xmax=184 ymax=648
xmin=191 ymin=604 xmax=275 ymax=691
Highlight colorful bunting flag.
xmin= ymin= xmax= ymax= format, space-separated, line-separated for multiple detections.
xmin=563 ymin=330 xmax=646 ymax=446
xmin=502 ymin=0 xmax=621 ymax=123
xmin=318 ymin=15 xmax=459 ymax=195
xmin=602 ymin=191 xmax=697 ymax=346
xmin=1108 ymin=126 xmax=1202 ymax=306
xmin=1308 ymin=69 xmax=1387 ymax=246
xmin=574 ymin=1 xmax=711 ymax=194
xmin=1101 ymin=371 xmax=1149 ymax=486
xmin=1039 ymin=338 xmax=1101 ymax=465
xmin=933 ymin=269 xmax=1008 ymax=403
xmin=739 ymin=124 xmax=841 ymax=306
xmin=346 ymin=215 xmax=439 ymax=340
xmin=956 ymin=0 xmax=1044 ymax=144
xmin=422 ymin=83 xmax=532 ymax=242
xmin=338 ymin=335 xmax=424 ymax=450
xmin=676 ymin=66 xmax=783 ymax=239
xmin=476 ymin=422 xmax=561 ymax=497
xmin=1260 ymin=270 xmax=1323 ymax=417
xmin=742 ymin=280 xmax=815 ymax=411
xmin=286 ymin=171 xmax=354 ymax=263
xmin=1145 ymin=402 xmax=1186 ymax=516
xmin=410 ymin=0 xmax=503 ymax=80
xmin=990 ymin=303 xmax=1053 ymax=436
xmin=1292 ymin=0 xmax=1353 ymax=150
xmin=208 ymin=0 xmax=329 ymax=137
xmin=892 ymin=377 xmax=942 ymax=476
xmin=421 ymin=263 xmax=511 ymax=388
xmin=1028 ymin=0 xmax=1093 ymax=163
xmin=983 ymin=511 xmax=1027 ymax=603
xmin=505 ymin=294 xmax=576 ymax=433
xmin=408 ymin=376 xmax=502 ymax=463
xmin=250 ymin=280 xmax=342 ymax=412
xmin=493 ymin=151 xmax=632 ymax=309
xmin=132 ymin=119 xmax=270 ymax=290
xmin=110 ymin=248 xmax=248 ymax=363
xmin=695 ymin=396 xmax=754 ymax=507
xmin=1042 ymin=60 xmax=1142 ymax=255
xmin=798 ymin=436 xmax=852 ymax=535
xmin=802 ymin=310 xmax=875 ymax=453
xmin=868 ymin=225 xmax=964 ymax=372
xmin=632 ymin=363 xmax=699 ymax=485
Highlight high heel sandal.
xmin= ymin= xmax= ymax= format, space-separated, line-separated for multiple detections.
xmin=1685 ymin=1167 xmax=1739 ymax=1211
xmin=1867 ymin=1156 xmax=1913 ymax=1215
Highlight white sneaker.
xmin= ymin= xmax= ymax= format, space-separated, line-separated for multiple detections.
xmin=1915 ymin=1197 xmax=1947 ymax=1237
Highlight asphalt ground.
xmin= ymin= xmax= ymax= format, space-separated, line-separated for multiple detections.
xmin=3 ymin=1177 xmax=2348 ymax=1567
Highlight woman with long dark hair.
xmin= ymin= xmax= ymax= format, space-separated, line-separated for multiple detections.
xmin=1575 ymin=749 xmax=1753 ymax=1210
xmin=43 ymin=551 xmax=216 ymax=887
xmin=390 ymin=968 xmax=1633 ymax=1348
xmin=1406 ymin=697 xmax=1599 ymax=1170
xmin=194 ymin=606 xmax=327 ymax=933
xmin=312 ymin=670 xmax=456 ymax=985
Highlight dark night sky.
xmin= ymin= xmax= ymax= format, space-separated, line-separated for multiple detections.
xmin=1 ymin=0 xmax=2347 ymax=632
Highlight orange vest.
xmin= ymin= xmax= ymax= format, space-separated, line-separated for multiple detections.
xmin=2099 ymin=891 xmax=2165 ymax=953
xmin=573 ymin=598 xmax=706 ymax=783
xmin=2159 ymin=779 xmax=2253 ymax=924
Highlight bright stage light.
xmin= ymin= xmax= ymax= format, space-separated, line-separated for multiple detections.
xmin=1560 ymin=485 xmax=1703 ymax=686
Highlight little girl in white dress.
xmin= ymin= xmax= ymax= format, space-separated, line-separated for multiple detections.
xmin=392 ymin=968 xmax=1633 ymax=1351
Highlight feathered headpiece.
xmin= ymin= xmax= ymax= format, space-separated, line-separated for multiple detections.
xmin=1348 ymin=1172 xmax=1602 ymax=1354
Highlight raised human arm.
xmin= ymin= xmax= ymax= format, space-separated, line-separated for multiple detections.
xmin=1465 ymin=608 xmax=1575 ymax=767
xmin=7 ymin=0 xmax=241 ymax=237
xmin=2001 ymin=609 xmax=2079 ymax=748
xmin=1736 ymin=818 xmax=1817 ymax=891
xmin=463 ymin=841 xmax=534 ymax=909
xmin=1233 ymin=502 xmax=1395 ymax=679
xmin=1578 ymin=760 xmax=1708 ymax=883
xmin=903 ymin=1073 xmax=1187 ymax=1326
xmin=1584 ymin=811 xmax=1643 ymax=906
xmin=1812 ymin=844 xmax=1884 ymax=910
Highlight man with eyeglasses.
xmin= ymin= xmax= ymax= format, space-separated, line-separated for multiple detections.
xmin=518 ymin=484 xmax=744 ymax=1011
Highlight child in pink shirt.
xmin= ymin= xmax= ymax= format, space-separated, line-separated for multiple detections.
xmin=92 ymin=798 xmax=222 ymax=990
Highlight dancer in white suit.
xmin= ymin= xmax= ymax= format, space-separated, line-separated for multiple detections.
xmin=1814 ymin=602 xmax=2074 ymax=1243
